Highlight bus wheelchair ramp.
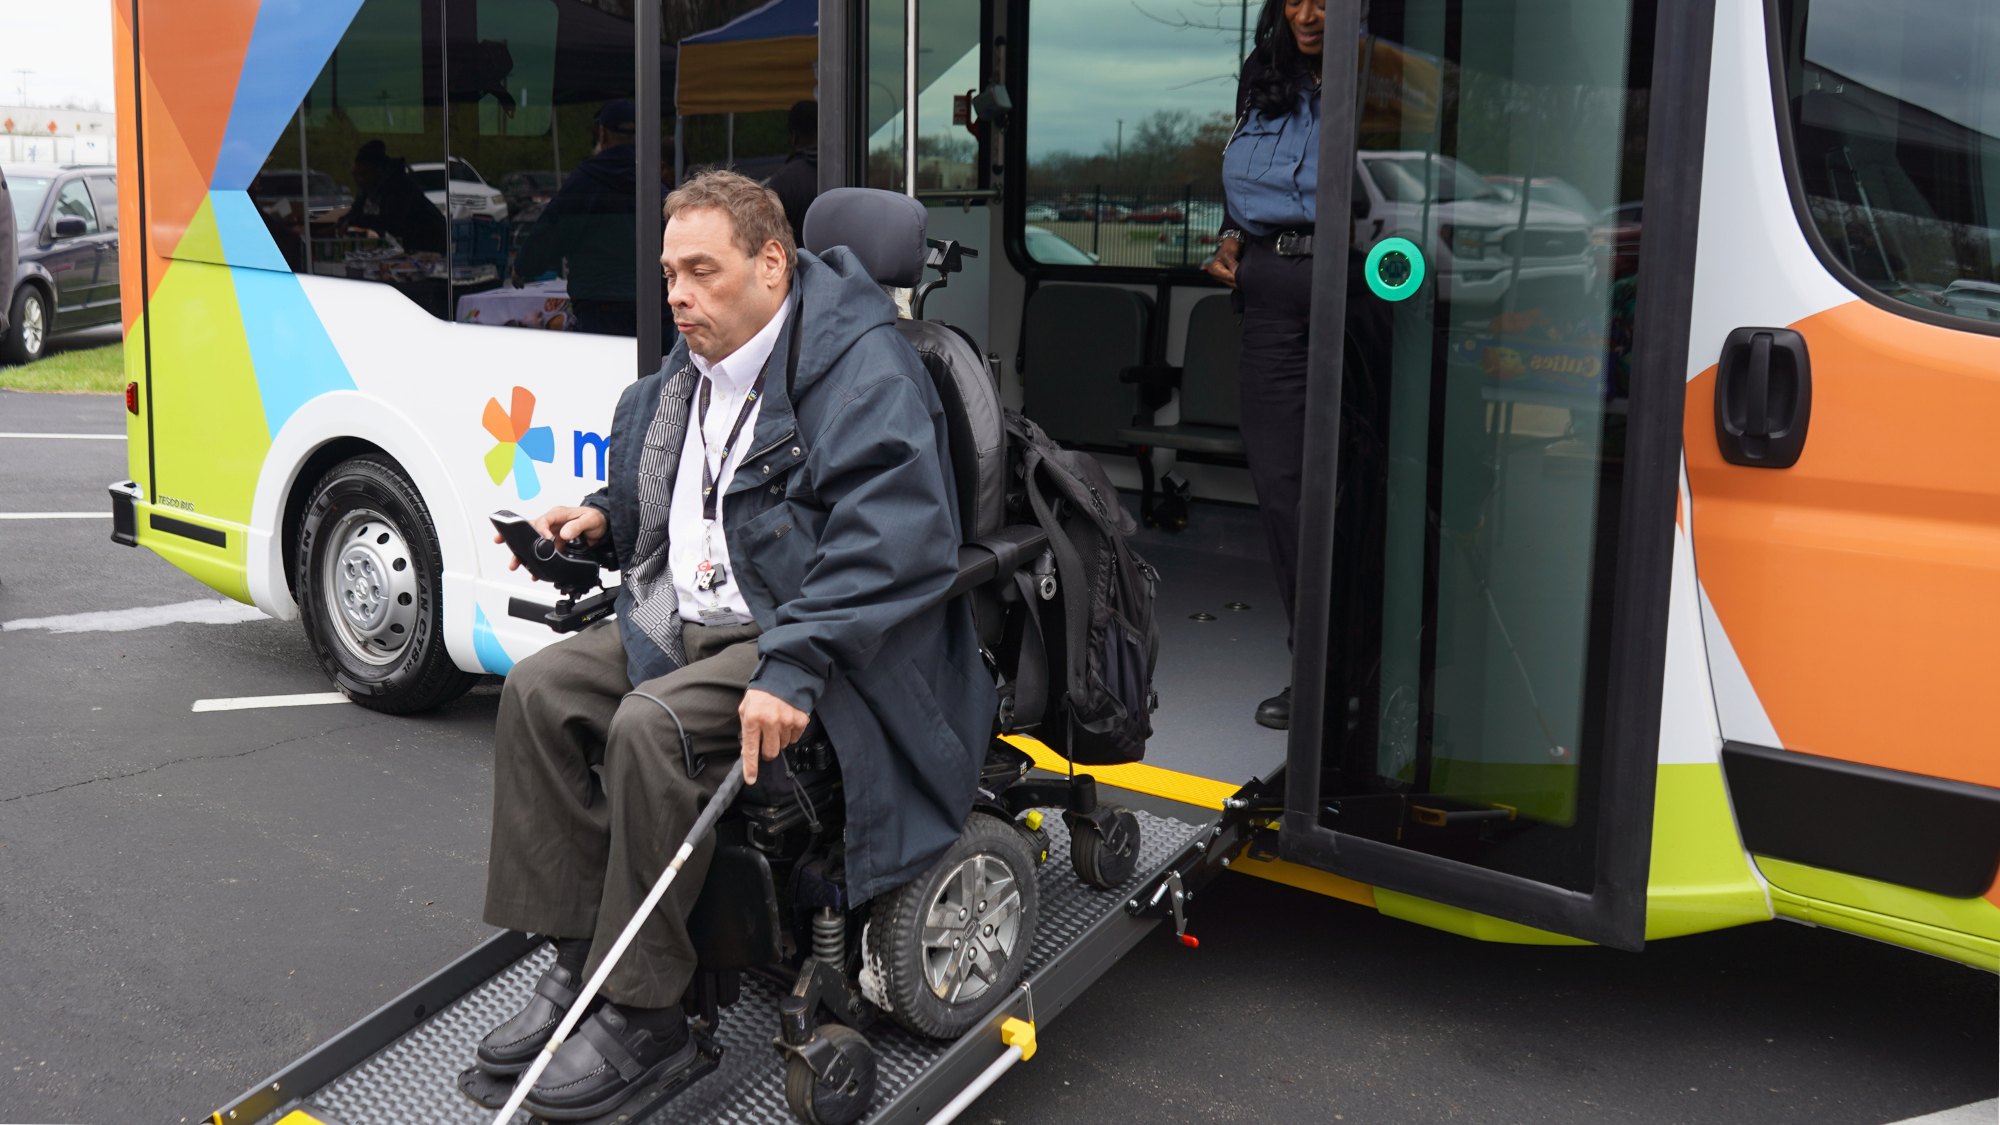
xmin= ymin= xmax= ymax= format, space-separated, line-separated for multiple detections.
xmin=217 ymin=808 xmax=1207 ymax=1125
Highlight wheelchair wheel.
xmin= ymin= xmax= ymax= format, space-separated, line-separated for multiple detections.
xmin=784 ymin=1023 xmax=876 ymax=1125
xmin=866 ymin=813 xmax=1039 ymax=1038
xmin=1069 ymin=804 xmax=1141 ymax=889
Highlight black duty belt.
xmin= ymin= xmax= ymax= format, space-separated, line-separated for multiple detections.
xmin=1251 ymin=229 xmax=1315 ymax=257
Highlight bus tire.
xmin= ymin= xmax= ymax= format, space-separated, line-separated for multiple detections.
xmin=296 ymin=453 xmax=478 ymax=714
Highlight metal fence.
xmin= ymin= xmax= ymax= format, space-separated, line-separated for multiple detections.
xmin=1024 ymin=186 xmax=1228 ymax=269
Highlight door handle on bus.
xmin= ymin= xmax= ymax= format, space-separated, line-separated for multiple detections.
xmin=1714 ymin=326 xmax=1811 ymax=468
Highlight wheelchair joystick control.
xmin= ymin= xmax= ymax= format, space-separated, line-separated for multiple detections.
xmin=491 ymin=510 xmax=603 ymax=597
xmin=493 ymin=510 xmax=620 ymax=634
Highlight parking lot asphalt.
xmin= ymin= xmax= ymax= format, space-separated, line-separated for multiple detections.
xmin=0 ymin=388 xmax=1994 ymax=1125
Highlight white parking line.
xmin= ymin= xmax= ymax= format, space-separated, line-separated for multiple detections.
xmin=0 ymin=432 xmax=127 ymax=439
xmin=0 ymin=512 xmax=112 ymax=519
xmin=191 ymin=692 xmax=352 ymax=713
xmin=3 ymin=599 xmax=271 ymax=634
xmin=1883 ymin=1099 xmax=1998 ymax=1125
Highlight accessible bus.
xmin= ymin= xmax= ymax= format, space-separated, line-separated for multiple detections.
xmin=106 ymin=0 xmax=1998 ymax=1116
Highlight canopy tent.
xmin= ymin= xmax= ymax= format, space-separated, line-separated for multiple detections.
xmin=675 ymin=0 xmax=817 ymax=116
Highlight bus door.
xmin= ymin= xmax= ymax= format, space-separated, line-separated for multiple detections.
xmin=1280 ymin=0 xmax=1707 ymax=949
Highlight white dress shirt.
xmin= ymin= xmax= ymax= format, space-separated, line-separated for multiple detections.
xmin=671 ymin=300 xmax=791 ymax=626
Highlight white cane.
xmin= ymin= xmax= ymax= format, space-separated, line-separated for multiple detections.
xmin=489 ymin=761 xmax=747 ymax=1125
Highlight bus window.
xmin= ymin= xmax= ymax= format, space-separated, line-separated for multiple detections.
xmin=249 ymin=0 xmax=450 ymax=317
xmin=445 ymin=0 xmax=639 ymax=335
xmin=915 ymin=0 xmax=982 ymax=192
xmin=866 ymin=0 xmax=982 ymax=192
xmin=1020 ymin=0 xmax=1242 ymax=267
xmin=866 ymin=0 xmax=905 ymax=190
xmin=1777 ymin=0 xmax=2000 ymax=330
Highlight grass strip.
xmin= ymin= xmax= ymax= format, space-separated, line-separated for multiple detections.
xmin=0 ymin=342 xmax=126 ymax=394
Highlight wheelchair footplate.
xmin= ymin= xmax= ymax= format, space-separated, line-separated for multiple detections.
xmin=210 ymin=807 xmax=1206 ymax=1125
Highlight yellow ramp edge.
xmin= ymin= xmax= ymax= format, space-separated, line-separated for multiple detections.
xmin=1001 ymin=736 xmax=1380 ymax=909
xmin=1001 ymin=735 xmax=1242 ymax=810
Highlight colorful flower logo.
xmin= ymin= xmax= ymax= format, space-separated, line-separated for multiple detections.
xmin=482 ymin=386 xmax=555 ymax=499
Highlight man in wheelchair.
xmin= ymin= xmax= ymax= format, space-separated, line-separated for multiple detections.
xmin=472 ymin=171 xmax=998 ymax=1120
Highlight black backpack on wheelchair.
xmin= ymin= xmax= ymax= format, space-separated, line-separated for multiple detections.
xmin=491 ymin=188 xmax=1146 ymax=1125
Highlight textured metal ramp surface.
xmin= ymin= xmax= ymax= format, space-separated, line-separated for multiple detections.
xmin=290 ymin=810 xmax=1198 ymax=1125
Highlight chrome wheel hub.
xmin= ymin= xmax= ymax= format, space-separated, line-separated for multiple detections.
xmin=321 ymin=510 xmax=420 ymax=666
xmin=919 ymin=853 xmax=1022 ymax=1004
xmin=21 ymin=292 xmax=44 ymax=355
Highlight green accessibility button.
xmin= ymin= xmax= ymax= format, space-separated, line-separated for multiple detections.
xmin=1365 ymin=236 xmax=1426 ymax=301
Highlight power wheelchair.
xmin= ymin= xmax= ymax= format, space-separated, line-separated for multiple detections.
xmin=479 ymin=188 xmax=1145 ymax=1125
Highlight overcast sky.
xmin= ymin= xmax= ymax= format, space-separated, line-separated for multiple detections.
xmin=0 ymin=0 xmax=116 ymax=110
xmin=1026 ymin=0 xmax=1246 ymax=157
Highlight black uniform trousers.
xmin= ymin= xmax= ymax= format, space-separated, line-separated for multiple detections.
xmin=1235 ymin=240 xmax=1316 ymax=632
xmin=1235 ymin=241 xmax=1389 ymax=637
xmin=482 ymin=618 xmax=760 ymax=1008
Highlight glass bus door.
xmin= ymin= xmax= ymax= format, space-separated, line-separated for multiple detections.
xmin=1279 ymin=0 xmax=1703 ymax=948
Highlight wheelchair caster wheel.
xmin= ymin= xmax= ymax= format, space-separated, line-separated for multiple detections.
xmin=784 ymin=1023 xmax=876 ymax=1125
xmin=1070 ymin=804 xmax=1140 ymax=889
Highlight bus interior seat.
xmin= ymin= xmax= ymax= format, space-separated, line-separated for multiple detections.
xmin=1022 ymin=283 xmax=1151 ymax=449
xmin=1118 ymin=292 xmax=1245 ymax=523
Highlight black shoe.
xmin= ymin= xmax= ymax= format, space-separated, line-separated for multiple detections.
xmin=525 ymin=1004 xmax=695 ymax=1122
xmin=1255 ymin=687 xmax=1291 ymax=730
xmin=475 ymin=962 xmax=588 ymax=1077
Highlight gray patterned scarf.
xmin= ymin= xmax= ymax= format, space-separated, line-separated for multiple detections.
xmin=625 ymin=363 xmax=700 ymax=667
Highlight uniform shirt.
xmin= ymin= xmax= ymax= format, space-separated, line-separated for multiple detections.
xmin=670 ymin=299 xmax=791 ymax=625
xmin=1222 ymin=87 xmax=1321 ymax=236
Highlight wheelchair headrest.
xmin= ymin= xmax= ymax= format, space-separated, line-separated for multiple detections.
xmin=802 ymin=188 xmax=927 ymax=288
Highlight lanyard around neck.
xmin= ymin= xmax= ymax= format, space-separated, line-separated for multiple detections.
xmin=695 ymin=360 xmax=769 ymax=522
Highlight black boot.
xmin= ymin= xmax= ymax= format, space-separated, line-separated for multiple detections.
xmin=525 ymin=1003 xmax=695 ymax=1121
xmin=1255 ymin=686 xmax=1291 ymax=730
xmin=475 ymin=960 xmax=590 ymax=1077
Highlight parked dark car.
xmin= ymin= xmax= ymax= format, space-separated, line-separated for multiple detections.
xmin=0 ymin=169 xmax=16 ymax=349
xmin=4 ymin=163 xmax=121 ymax=364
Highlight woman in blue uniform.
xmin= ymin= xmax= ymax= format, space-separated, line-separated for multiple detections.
xmin=1205 ymin=0 xmax=1325 ymax=730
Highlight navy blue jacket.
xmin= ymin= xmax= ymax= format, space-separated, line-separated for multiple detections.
xmin=583 ymin=247 xmax=995 ymax=902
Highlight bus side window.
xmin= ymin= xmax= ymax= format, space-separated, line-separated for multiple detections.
xmin=447 ymin=0 xmax=641 ymax=337
xmin=247 ymin=0 xmax=451 ymax=317
xmin=1778 ymin=0 xmax=2000 ymax=328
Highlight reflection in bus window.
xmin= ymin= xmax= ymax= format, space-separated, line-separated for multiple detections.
xmin=1779 ymin=0 xmax=2000 ymax=327
xmin=448 ymin=0 xmax=640 ymax=334
xmin=250 ymin=0 xmax=450 ymax=317
xmin=1023 ymin=0 xmax=1244 ymax=266
xmin=674 ymin=0 xmax=817 ymax=188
